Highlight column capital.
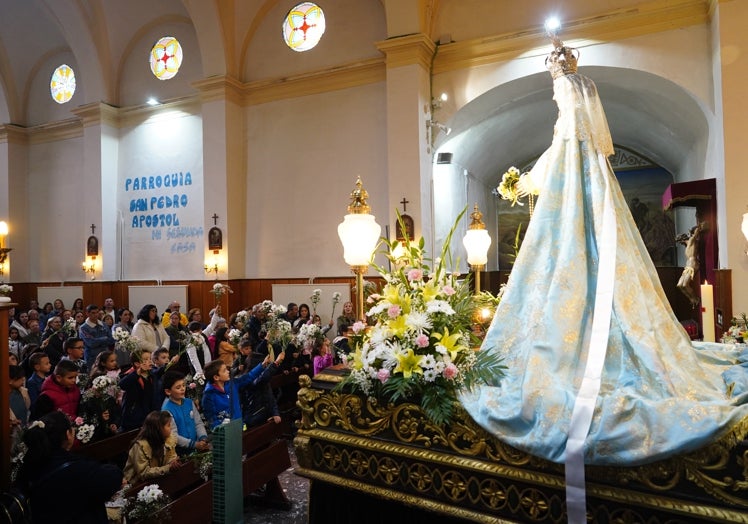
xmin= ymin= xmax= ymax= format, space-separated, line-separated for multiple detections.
xmin=376 ymin=33 xmax=436 ymax=70
xmin=192 ymin=75 xmax=245 ymax=105
xmin=0 ymin=124 xmax=28 ymax=145
xmin=71 ymin=102 xmax=119 ymax=127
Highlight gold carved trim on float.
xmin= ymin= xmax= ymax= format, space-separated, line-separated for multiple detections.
xmin=294 ymin=375 xmax=748 ymax=522
xmin=433 ymin=0 xmax=710 ymax=74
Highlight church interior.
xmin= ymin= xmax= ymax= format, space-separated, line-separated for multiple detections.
xmin=2 ymin=0 xmax=748 ymax=522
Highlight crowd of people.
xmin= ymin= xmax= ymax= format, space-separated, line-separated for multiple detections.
xmin=7 ymin=295 xmax=357 ymax=523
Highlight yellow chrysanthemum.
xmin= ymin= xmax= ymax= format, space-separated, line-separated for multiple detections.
xmin=432 ymin=327 xmax=467 ymax=360
xmin=393 ymin=348 xmax=423 ymax=379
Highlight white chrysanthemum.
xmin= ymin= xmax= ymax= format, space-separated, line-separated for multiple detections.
xmin=367 ymin=325 xmax=389 ymax=346
xmin=367 ymin=302 xmax=390 ymax=317
xmin=405 ymin=310 xmax=432 ymax=332
xmin=423 ymin=369 xmax=438 ymax=382
xmin=420 ymin=354 xmax=436 ymax=369
xmin=434 ymin=360 xmax=446 ymax=373
xmin=426 ymin=300 xmax=455 ymax=315
xmin=434 ymin=344 xmax=448 ymax=356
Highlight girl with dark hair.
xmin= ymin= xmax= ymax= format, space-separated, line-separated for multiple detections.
xmin=89 ymin=349 xmax=119 ymax=382
xmin=292 ymin=303 xmax=311 ymax=332
xmin=123 ymin=410 xmax=179 ymax=484
xmin=215 ymin=326 xmax=236 ymax=367
xmin=131 ymin=304 xmax=170 ymax=354
xmin=16 ymin=410 xmax=123 ymax=523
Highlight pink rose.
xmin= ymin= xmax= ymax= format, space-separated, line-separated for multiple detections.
xmin=407 ymin=269 xmax=423 ymax=282
xmin=442 ymin=285 xmax=455 ymax=296
xmin=377 ymin=369 xmax=390 ymax=384
xmin=352 ymin=321 xmax=366 ymax=334
xmin=387 ymin=305 xmax=401 ymax=318
xmin=443 ymin=363 xmax=458 ymax=380
xmin=189 ymin=383 xmax=196 ymax=389
xmin=415 ymin=334 xmax=429 ymax=348
xmin=74 ymin=417 xmax=84 ymax=426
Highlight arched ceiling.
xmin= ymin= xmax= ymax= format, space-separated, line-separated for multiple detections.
xmin=435 ymin=66 xmax=709 ymax=186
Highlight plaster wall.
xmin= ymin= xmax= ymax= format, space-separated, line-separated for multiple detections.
xmin=245 ymin=82 xmax=388 ymax=279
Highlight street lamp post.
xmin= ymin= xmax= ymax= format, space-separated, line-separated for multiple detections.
xmin=337 ymin=177 xmax=381 ymax=322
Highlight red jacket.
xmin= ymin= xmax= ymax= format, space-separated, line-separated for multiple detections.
xmin=40 ymin=375 xmax=80 ymax=419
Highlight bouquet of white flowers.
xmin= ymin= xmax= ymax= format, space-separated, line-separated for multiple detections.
xmin=122 ymin=484 xmax=171 ymax=523
xmin=227 ymin=328 xmax=243 ymax=347
xmin=310 ymin=288 xmax=321 ymax=315
xmin=210 ymin=282 xmax=233 ymax=303
xmin=61 ymin=317 xmax=78 ymax=337
xmin=0 ymin=283 xmax=12 ymax=296
xmin=296 ymin=322 xmax=323 ymax=351
xmin=73 ymin=416 xmax=96 ymax=444
xmin=113 ymin=326 xmax=139 ymax=353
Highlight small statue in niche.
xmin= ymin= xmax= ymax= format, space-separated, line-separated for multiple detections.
xmin=675 ymin=215 xmax=708 ymax=307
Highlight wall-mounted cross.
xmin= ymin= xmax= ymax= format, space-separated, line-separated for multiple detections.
xmin=400 ymin=197 xmax=409 ymax=212
xmin=90 ymin=224 xmax=96 ymax=235
xmin=211 ymin=213 xmax=219 ymax=226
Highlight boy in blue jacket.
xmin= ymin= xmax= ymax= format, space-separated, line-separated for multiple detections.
xmin=162 ymin=371 xmax=210 ymax=455
xmin=201 ymin=355 xmax=272 ymax=430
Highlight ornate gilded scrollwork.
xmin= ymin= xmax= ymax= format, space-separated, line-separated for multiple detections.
xmin=295 ymin=383 xmax=748 ymax=521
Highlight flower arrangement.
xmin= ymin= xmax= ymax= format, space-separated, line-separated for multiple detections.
xmin=0 ymin=283 xmax=12 ymax=296
xmin=227 ymin=328 xmax=243 ymax=347
xmin=721 ymin=313 xmax=748 ymax=344
xmin=61 ymin=317 xmax=78 ymax=337
xmin=113 ymin=326 xmax=140 ymax=354
xmin=235 ymin=309 xmax=249 ymax=326
xmin=263 ymin=302 xmax=293 ymax=351
xmin=122 ymin=483 xmax=171 ymax=524
xmin=185 ymin=450 xmax=213 ymax=481
xmin=310 ymin=288 xmax=322 ymax=316
xmin=496 ymin=166 xmax=524 ymax=207
xmin=210 ymin=282 xmax=233 ymax=303
xmin=184 ymin=372 xmax=206 ymax=404
xmin=337 ymin=210 xmax=505 ymax=426
xmin=296 ymin=322 xmax=323 ymax=352
xmin=73 ymin=416 xmax=96 ymax=444
xmin=78 ymin=375 xmax=121 ymax=440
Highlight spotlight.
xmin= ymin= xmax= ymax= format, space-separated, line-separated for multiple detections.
xmin=544 ymin=17 xmax=561 ymax=35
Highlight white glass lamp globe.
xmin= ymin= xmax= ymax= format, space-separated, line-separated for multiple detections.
xmin=463 ymin=228 xmax=491 ymax=266
xmin=338 ymin=214 xmax=381 ymax=267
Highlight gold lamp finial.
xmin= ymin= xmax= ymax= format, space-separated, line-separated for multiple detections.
xmin=347 ymin=176 xmax=371 ymax=214
xmin=467 ymin=204 xmax=486 ymax=230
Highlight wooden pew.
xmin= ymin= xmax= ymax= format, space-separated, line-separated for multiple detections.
xmin=77 ymin=428 xmax=139 ymax=468
xmin=242 ymin=420 xmax=292 ymax=509
xmin=124 ymin=461 xmax=212 ymax=524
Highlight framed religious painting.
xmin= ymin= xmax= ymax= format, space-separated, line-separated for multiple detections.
xmin=208 ymin=227 xmax=223 ymax=252
xmin=87 ymin=235 xmax=99 ymax=256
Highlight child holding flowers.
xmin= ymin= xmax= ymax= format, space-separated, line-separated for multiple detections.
xmin=312 ymin=338 xmax=334 ymax=376
xmin=123 ymin=410 xmax=180 ymax=484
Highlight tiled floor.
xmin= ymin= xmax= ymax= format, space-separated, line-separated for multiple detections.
xmin=243 ymin=440 xmax=309 ymax=524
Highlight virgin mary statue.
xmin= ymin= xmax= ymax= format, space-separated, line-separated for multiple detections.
xmin=459 ymin=37 xmax=748 ymax=521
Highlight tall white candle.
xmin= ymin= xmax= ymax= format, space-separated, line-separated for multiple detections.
xmin=701 ymin=281 xmax=715 ymax=342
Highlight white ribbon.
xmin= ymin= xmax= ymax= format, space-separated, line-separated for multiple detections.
xmin=564 ymin=155 xmax=617 ymax=524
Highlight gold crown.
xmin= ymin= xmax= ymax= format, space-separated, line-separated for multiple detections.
xmin=545 ymin=35 xmax=579 ymax=79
